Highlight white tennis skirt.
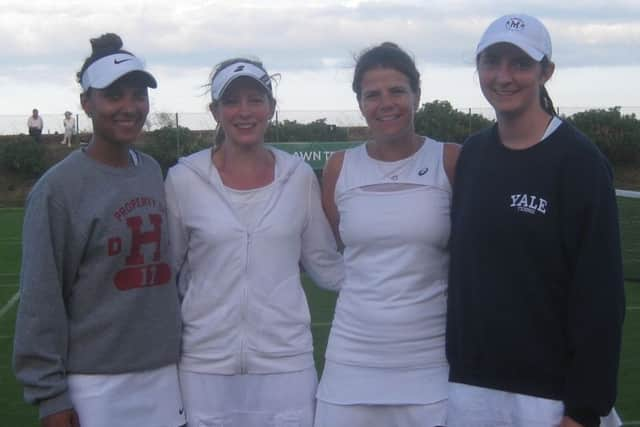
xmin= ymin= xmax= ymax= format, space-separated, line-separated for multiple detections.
xmin=179 ymin=367 xmax=317 ymax=427
xmin=67 ymin=364 xmax=185 ymax=427
xmin=314 ymin=400 xmax=447 ymax=427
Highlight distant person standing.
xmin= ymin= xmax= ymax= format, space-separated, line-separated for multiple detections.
xmin=61 ymin=111 xmax=75 ymax=147
xmin=27 ymin=108 xmax=43 ymax=142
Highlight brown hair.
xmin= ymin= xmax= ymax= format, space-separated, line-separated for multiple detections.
xmin=352 ymin=42 xmax=421 ymax=100
xmin=539 ymin=57 xmax=556 ymax=116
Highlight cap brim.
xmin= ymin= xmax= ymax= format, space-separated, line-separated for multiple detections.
xmin=96 ymin=70 xmax=158 ymax=90
xmin=81 ymin=53 xmax=158 ymax=91
xmin=90 ymin=69 xmax=157 ymax=90
xmin=476 ymin=35 xmax=545 ymax=61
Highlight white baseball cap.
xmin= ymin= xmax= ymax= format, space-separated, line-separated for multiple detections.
xmin=476 ymin=14 xmax=552 ymax=61
xmin=80 ymin=52 xmax=157 ymax=92
xmin=211 ymin=61 xmax=272 ymax=101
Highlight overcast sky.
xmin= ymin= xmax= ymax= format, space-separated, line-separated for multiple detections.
xmin=2 ymin=0 xmax=639 ymax=128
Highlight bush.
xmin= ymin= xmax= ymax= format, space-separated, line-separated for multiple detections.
xmin=265 ymin=118 xmax=348 ymax=142
xmin=0 ymin=137 xmax=47 ymax=177
xmin=566 ymin=107 xmax=640 ymax=166
xmin=415 ymin=100 xmax=493 ymax=143
xmin=141 ymin=127 xmax=212 ymax=176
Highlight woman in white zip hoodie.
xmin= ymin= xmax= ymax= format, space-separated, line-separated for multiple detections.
xmin=164 ymin=57 xmax=344 ymax=427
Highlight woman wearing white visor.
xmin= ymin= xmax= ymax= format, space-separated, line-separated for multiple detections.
xmin=13 ymin=33 xmax=184 ymax=427
xmin=164 ymin=58 xmax=343 ymax=427
xmin=446 ymin=14 xmax=625 ymax=427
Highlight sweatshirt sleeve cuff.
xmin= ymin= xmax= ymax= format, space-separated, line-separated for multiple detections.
xmin=564 ymin=407 xmax=600 ymax=427
xmin=39 ymin=391 xmax=73 ymax=419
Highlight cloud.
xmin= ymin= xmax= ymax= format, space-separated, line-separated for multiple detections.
xmin=1 ymin=0 xmax=638 ymax=69
xmin=0 ymin=0 xmax=638 ymax=126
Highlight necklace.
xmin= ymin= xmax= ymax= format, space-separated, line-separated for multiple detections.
xmin=367 ymin=137 xmax=424 ymax=181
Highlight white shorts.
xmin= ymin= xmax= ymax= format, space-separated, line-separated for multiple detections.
xmin=179 ymin=367 xmax=317 ymax=427
xmin=68 ymin=364 xmax=185 ymax=427
xmin=314 ymin=400 xmax=447 ymax=427
xmin=447 ymin=382 xmax=622 ymax=427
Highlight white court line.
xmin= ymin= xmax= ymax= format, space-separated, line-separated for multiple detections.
xmin=624 ymin=422 xmax=640 ymax=426
xmin=617 ymin=189 xmax=640 ymax=198
xmin=627 ymin=306 xmax=640 ymax=311
xmin=0 ymin=291 xmax=19 ymax=320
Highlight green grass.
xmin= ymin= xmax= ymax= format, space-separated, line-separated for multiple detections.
xmin=619 ymin=196 xmax=640 ymax=281
xmin=2 ymin=200 xmax=640 ymax=425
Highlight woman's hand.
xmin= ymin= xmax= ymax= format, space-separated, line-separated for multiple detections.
xmin=41 ymin=409 xmax=80 ymax=427
xmin=559 ymin=416 xmax=584 ymax=427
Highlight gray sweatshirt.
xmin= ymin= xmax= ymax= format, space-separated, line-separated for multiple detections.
xmin=13 ymin=149 xmax=181 ymax=419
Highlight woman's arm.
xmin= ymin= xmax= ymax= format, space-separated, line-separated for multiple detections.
xmin=443 ymin=142 xmax=462 ymax=187
xmin=300 ymin=163 xmax=344 ymax=292
xmin=321 ymin=151 xmax=345 ymax=249
xmin=13 ymin=185 xmax=75 ymax=420
xmin=561 ymin=149 xmax=625 ymax=427
xmin=164 ymin=170 xmax=190 ymax=300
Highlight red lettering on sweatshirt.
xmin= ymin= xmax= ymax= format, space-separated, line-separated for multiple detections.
xmin=109 ymin=213 xmax=171 ymax=291
xmin=113 ymin=197 xmax=162 ymax=222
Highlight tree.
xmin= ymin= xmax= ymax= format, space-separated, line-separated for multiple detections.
xmin=145 ymin=112 xmax=176 ymax=131
xmin=141 ymin=126 xmax=211 ymax=176
xmin=414 ymin=100 xmax=493 ymax=143
xmin=265 ymin=118 xmax=348 ymax=142
xmin=566 ymin=107 xmax=640 ymax=165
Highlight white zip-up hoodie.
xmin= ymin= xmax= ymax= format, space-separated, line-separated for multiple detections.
xmin=165 ymin=147 xmax=343 ymax=375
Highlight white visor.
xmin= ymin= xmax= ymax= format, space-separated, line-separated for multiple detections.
xmin=80 ymin=53 xmax=157 ymax=92
xmin=211 ymin=62 xmax=272 ymax=101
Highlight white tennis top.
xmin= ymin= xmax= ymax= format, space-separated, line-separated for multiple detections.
xmin=317 ymin=138 xmax=451 ymax=404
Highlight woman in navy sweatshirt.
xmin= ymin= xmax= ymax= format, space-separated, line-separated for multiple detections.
xmin=446 ymin=14 xmax=625 ymax=427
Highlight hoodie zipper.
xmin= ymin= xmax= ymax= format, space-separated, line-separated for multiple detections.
xmin=178 ymin=148 xmax=303 ymax=375
xmin=240 ymin=231 xmax=251 ymax=374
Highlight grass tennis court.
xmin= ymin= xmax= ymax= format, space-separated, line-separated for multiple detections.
xmin=1 ymin=200 xmax=639 ymax=425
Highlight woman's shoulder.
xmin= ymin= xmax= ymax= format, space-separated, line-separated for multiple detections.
xmin=464 ymin=126 xmax=495 ymax=145
xmin=40 ymin=150 xmax=87 ymax=182
xmin=167 ymin=148 xmax=211 ymax=176
xmin=26 ymin=151 xmax=88 ymax=204
xmin=323 ymin=149 xmax=347 ymax=180
xmin=552 ymin=120 xmax=610 ymax=166
xmin=136 ymin=150 xmax=162 ymax=171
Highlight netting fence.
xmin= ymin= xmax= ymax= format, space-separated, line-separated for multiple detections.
xmin=3 ymin=107 xmax=640 ymax=136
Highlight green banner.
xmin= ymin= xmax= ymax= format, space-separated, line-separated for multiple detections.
xmin=268 ymin=141 xmax=362 ymax=169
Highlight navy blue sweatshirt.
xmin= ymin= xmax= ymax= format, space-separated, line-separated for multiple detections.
xmin=446 ymin=121 xmax=625 ymax=427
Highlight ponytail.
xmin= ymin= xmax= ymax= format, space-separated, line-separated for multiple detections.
xmin=540 ymin=85 xmax=556 ymax=116
xmin=214 ymin=123 xmax=225 ymax=149
xmin=540 ymin=57 xmax=557 ymax=116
